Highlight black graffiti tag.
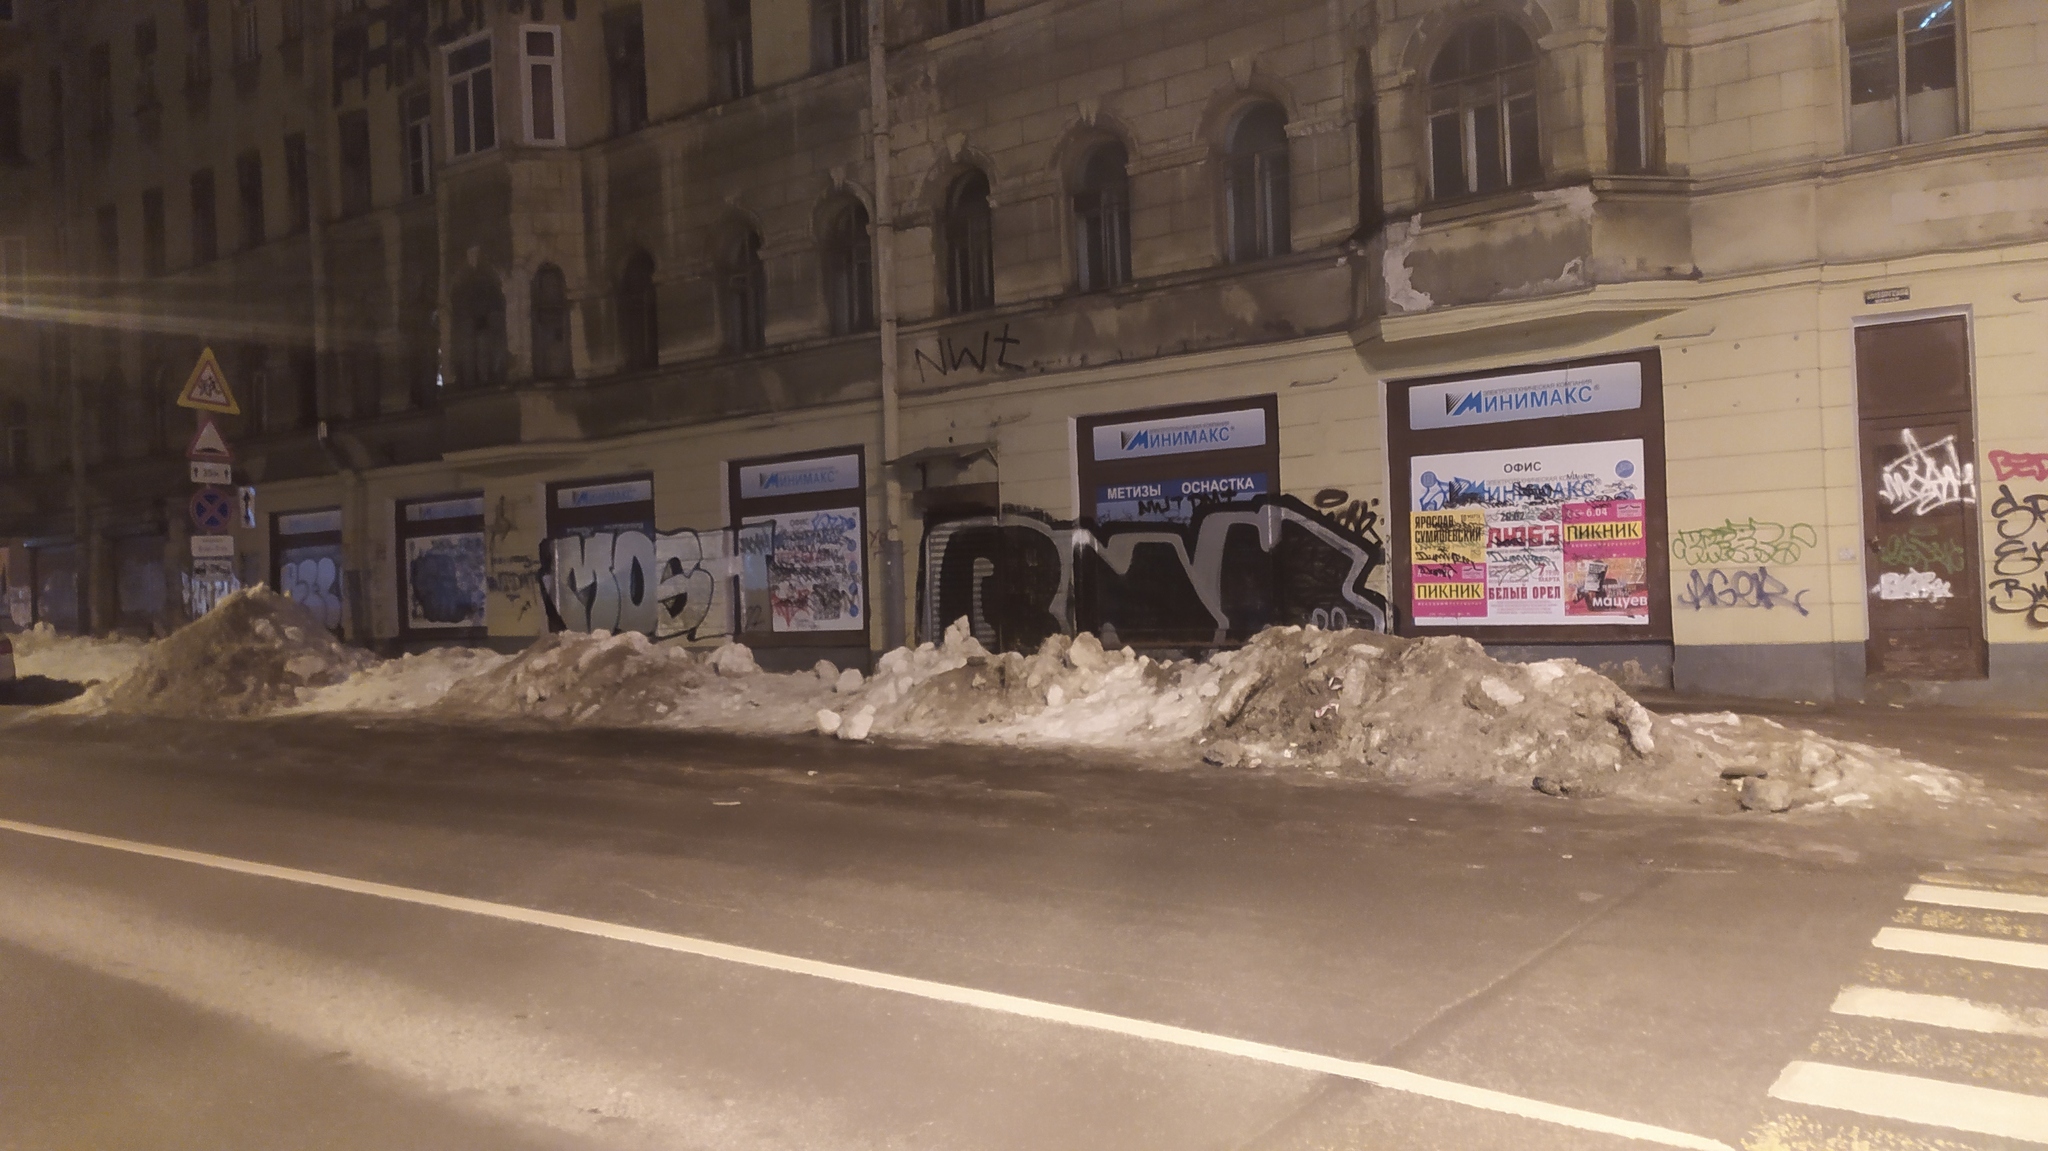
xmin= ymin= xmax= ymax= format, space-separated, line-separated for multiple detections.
xmin=1989 ymin=483 xmax=2048 ymax=628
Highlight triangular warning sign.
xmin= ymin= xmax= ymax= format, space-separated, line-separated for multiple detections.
xmin=186 ymin=413 xmax=234 ymax=462
xmin=177 ymin=347 xmax=240 ymax=414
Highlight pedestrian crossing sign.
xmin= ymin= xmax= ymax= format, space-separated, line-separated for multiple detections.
xmin=177 ymin=347 xmax=241 ymax=414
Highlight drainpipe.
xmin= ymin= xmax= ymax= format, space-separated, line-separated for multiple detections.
xmin=867 ymin=0 xmax=905 ymax=651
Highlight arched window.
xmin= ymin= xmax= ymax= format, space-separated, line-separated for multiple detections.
xmin=1610 ymin=0 xmax=1658 ymax=173
xmin=617 ymin=250 xmax=658 ymax=370
xmin=942 ymin=169 xmax=994 ymax=314
xmin=449 ymin=273 xmax=507 ymax=390
xmin=1224 ymin=102 xmax=1290 ymax=263
xmin=1072 ymin=142 xmax=1130 ymax=292
xmin=719 ymin=229 xmax=766 ymax=353
xmin=1427 ymin=17 xmax=1540 ymax=200
xmin=531 ymin=263 xmax=572 ymax=380
xmin=821 ymin=198 xmax=874 ymax=336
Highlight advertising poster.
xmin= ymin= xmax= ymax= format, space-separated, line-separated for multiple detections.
xmin=1410 ymin=439 xmax=1647 ymax=627
xmin=1410 ymin=509 xmax=1487 ymax=620
xmin=746 ymin=507 xmax=865 ymax=632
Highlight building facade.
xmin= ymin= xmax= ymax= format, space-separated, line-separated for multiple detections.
xmin=0 ymin=0 xmax=2044 ymax=704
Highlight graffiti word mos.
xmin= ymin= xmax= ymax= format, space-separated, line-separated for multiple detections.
xmin=543 ymin=528 xmax=733 ymax=640
xmin=1676 ymin=567 xmax=1810 ymax=616
xmin=1670 ymin=518 xmax=1818 ymax=566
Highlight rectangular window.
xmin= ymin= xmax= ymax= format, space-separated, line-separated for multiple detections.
xmin=338 ymin=109 xmax=371 ymax=216
xmin=281 ymin=0 xmax=304 ymax=41
xmin=232 ymin=0 xmax=259 ymax=65
xmin=283 ymin=132 xmax=309 ymax=233
xmin=521 ymin=26 xmax=564 ymax=145
xmin=811 ymin=0 xmax=866 ymax=72
xmin=946 ymin=0 xmax=985 ymax=31
xmin=190 ymin=167 xmax=217 ymax=263
xmin=445 ymin=34 xmax=496 ymax=157
xmin=1848 ymin=0 xmax=1961 ymax=152
xmin=94 ymin=204 xmax=118 ymax=285
xmin=0 ymin=74 xmax=20 ymax=162
xmin=47 ymin=69 xmax=63 ymax=168
xmin=86 ymin=44 xmax=112 ymax=141
xmin=186 ymin=0 xmax=213 ymax=89
xmin=134 ymin=20 xmax=160 ymax=111
xmin=605 ymin=5 xmax=648 ymax=136
xmin=711 ymin=0 xmax=753 ymax=102
xmin=142 ymin=187 xmax=166 ymax=275
xmin=235 ymin=149 xmax=263 ymax=249
xmin=0 ymin=236 xmax=25 ymax=305
xmin=401 ymin=92 xmax=432 ymax=196
xmin=397 ymin=494 xmax=488 ymax=635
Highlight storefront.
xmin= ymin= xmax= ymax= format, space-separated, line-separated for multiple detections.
xmin=727 ymin=447 xmax=869 ymax=667
xmin=1386 ymin=351 xmax=1671 ymax=655
xmin=271 ymin=508 xmax=347 ymax=634
xmin=543 ymin=474 xmax=658 ymax=633
xmin=396 ymin=493 xmax=487 ymax=639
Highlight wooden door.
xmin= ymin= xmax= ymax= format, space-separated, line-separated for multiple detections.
xmin=1855 ymin=316 xmax=1987 ymax=680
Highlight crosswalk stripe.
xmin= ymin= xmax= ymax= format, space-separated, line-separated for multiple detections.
xmin=1831 ymin=986 xmax=2048 ymax=1038
xmin=1873 ymin=927 xmax=2048 ymax=971
xmin=1908 ymin=883 xmax=2048 ymax=917
xmin=1767 ymin=1061 xmax=2048 ymax=1144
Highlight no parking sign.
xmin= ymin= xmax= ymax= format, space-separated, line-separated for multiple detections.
xmin=189 ymin=487 xmax=235 ymax=534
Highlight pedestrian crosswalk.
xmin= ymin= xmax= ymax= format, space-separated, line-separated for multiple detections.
xmin=1745 ymin=869 xmax=2048 ymax=1150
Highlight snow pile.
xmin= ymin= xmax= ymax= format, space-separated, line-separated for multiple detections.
xmin=286 ymin=647 xmax=510 ymax=714
xmin=61 ymin=587 xmax=376 ymax=718
xmin=12 ymin=623 xmax=151 ymax=684
xmin=817 ymin=622 xmax=1972 ymax=812
xmin=428 ymin=630 xmax=838 ymax=733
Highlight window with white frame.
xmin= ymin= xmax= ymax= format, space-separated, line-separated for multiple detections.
xmin=521 ymin=26 xmax=564 ymax=146
xmin=444 ymin=34 xmax=496 ymax=158
xmin=402 ymin=90 xmax=432 ymax=196
xmin=1847 ymin=0 xmax=1961 ymax=152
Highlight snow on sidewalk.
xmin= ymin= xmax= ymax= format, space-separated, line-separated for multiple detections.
xmin=43 ymin=594 xmax=1981 ymax=817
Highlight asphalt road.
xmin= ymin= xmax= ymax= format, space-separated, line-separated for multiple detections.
xmin=1 ymin=715 xmax=2043 ymax=1151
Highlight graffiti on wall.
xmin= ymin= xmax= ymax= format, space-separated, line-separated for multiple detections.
xmin=920 ymin=494 xmax=1390 ymax=652
xmin=752 ymin=508 xmax=865 ymax=632
xmin=279 ymin=548 xmax=345 ymax=631
xmin=1676 ymin=567 xmax=1811 ymax=616
xmin=406 ymin=533 xmax=488 ymax=630
xmin=1989 ymin=450 xmax=2048 ymax=483
xmin=1670 ymin=518 xmax=1818 ymax=566
xmin=909 ymin=323 xmax=1029 ymax=386
xmin=1872 ymin=524 xmax=1968 ymax=575
xmin=539 ymin=527 xmax=734 ymax=640
xmin=1879 ymin=430 xmax=1976 ymax=515
xmin=1989 ymin=480 xmax=2048 ymax=628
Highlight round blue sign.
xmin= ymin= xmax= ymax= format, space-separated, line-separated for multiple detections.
xmin=190 ymin=487 xmax=235 ymax=533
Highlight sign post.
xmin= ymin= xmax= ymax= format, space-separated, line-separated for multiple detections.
xmin=178 ymin=349 xmax=243 ymax=611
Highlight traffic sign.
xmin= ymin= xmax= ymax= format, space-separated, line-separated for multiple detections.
xmin=186 ymin=413 xmax=234 ymax=461
xmin=177 ymin=347 xmax=241 ymax=414
xmin=189 ymin=487 xmax=235 ymax=533
xmin=190 ymin=534 xmax=236 ymax=558
xmin=190 ymin=460 xmax=232 ymax=485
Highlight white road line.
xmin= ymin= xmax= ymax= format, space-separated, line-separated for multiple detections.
xmin=1873 ymin=926 xmax=2048 ymax=971
xmin=0 ymin=816 xmax=1734 ymax=1151
xmin=1831 ymin=986 xmax=2048 ymax=1038
xmin=1908 ymin=883 xmax=2048 ymax=917
xmin=1767 ymin=1061 xmax=2048 ymax=1144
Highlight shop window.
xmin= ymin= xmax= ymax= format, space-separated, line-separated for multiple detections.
xmin=945 ymin=0 xmax=985 ymax=32
xmin=812 ymin=0 xmax=866 ymax=72
xmin=235 ymin=148 xmax=264 ymax=250
xmin=531 ymin=263 xmax=572 ymax=380
xmin=1610 ymin=0 xmax=1659 ymax=173
xmin=141 ymin=188 xmax=167 ymax=276
xmin=398 ymin=494 xmax=488 ymax=636
xmin=1073 ymin=142 xmax=1130 ymax=292
xmin=605 ymin=4 xmax=648 ymax=136
xmin=711 ymin=0 xmax=754 ymax=102
xmin=1427 ymin=16 xmax=1541 ymax=201
xmin=190 ymin=167 xmax=217 ymax=263
xmin=1848 ymin=0 xmax=1960 ymax=152
xmin=821 ymin=197 xmax=874 ymax=336
xmin=617 ymin=248 xmax=658 ymax=369
xmin=272 ymin=508 xmax=346 ymax=634
xmin=338 ymin=109 xmax=371 ymax=216
xmin=719 ymin=229 xmax=766 ymax=353
xmin=1223 ymin=102 xmax=1290 ymax=263
xmin=445 ymin=33 xmax=496 ymax=158
xmin=401 ymin=91 xmax=432 ymax=197
xmin=728 ymin=450 xmax=867 ymax=640
xmin=942 ymin=169 xmax=993 ymax=314
xmin=283 ymin=131 xmax=309 ymax=232
xmin=449 ymin=272 xmax=507 ymax=390
xmin=521 ymin=26 xmax=564 ymax=146
xmin=545 ymin=475 xmax=659 ymax=634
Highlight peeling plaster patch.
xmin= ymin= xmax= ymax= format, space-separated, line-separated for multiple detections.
xmin=1218 ymin=283 xmax=1259 ymax=326
xmin=1383 ymin=215 xmax=1434 ymax=314
xmin=1496 ymin=256 xmax=1589 ymax=301
xmin=1534 ymin=185 xmax=1598 ymax=223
